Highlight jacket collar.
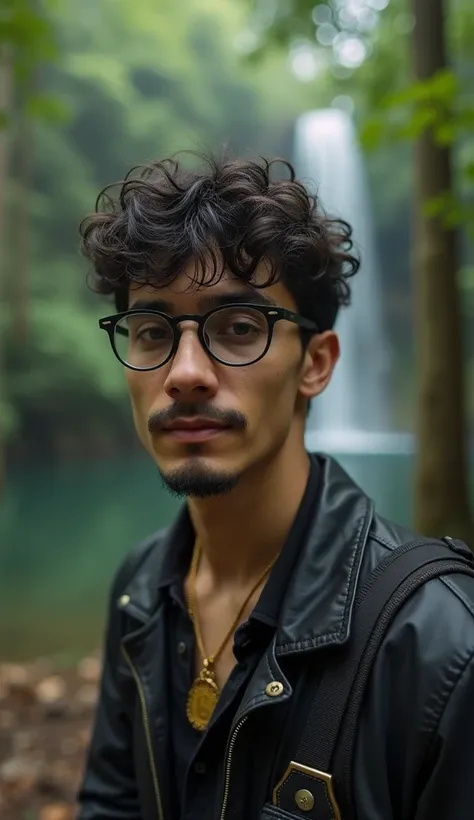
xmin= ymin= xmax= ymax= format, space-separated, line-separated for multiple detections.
xmin=120 ymin=454 xmax=374 ymax=653
xmin=274 ymin=455 xmax=373 ymax=654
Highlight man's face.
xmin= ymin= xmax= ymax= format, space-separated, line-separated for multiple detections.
xmin=124 ymin=264 xmax=336 ymax=497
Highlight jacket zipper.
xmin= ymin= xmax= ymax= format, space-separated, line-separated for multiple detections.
xmin=220 ymin=716 xmax=248 ymax=820
xmin=121 ymin=645 xmax=165 ymax=820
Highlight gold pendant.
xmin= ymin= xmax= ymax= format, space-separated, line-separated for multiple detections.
xmin=186 ymin=670 xmax=219 ymax=732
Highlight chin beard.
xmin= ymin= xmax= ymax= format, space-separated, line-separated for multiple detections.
xmin=159 ymin=460 xmax=240 ymax=499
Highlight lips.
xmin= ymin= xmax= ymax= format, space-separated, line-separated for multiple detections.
xmin=162 ymin=418 xmax=230 ymax=442
xmin=164 ymin=418 xmax=228 ymax=431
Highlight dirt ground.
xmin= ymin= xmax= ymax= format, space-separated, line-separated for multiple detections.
xmin=0 ymin=657 xmax=100 ymax=820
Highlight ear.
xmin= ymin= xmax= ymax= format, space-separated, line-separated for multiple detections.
xmin=298 ymin=331 xmax=339 ymax=400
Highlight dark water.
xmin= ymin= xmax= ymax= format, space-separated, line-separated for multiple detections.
xmin=0 ymin=450 xmax=450 ymax=661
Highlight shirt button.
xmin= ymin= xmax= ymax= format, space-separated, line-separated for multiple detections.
xmin=194 ymin=761 xmax=206 ymax=775
xmin=177 ymin=641 xmax=187 ymax=655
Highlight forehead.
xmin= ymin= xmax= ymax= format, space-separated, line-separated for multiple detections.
xmin=127 ymin=263 xmax=298 ymax=313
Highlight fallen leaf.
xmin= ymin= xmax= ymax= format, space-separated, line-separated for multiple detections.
xmin=36 ymin=676 xmax=67 ymax=705
xmin=39 ymin=802 xmax=73 ymax=820
xmin=77 ymin=657 xmax=101 ymax=683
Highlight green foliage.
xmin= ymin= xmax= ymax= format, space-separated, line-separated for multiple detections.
xmin=25 ymin=91 xmax=68 ymax=122
xmin=360 ymin=67 xmax=474 ymax=147
xmin=422 ymin=191 xmax=474 ymax=236
xmin=245 ymin=0 xmax=474 ymax=244
xmin=248 ymin=0 xmax=474 ymax=242
xmin=0 ymin=0 xmax=57 ymax=81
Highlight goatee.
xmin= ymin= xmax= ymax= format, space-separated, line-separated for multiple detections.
xmin=159 ymin=460 xmax=239 ymax=498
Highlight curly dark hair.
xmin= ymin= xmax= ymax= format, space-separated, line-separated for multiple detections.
xmin=80 ymin=153 xmax=360 ymax=331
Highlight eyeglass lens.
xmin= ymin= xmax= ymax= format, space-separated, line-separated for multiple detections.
xmin=114 ymin=307 xmax=270 ymax=369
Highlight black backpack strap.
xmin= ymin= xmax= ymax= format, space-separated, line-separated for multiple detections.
xmin=272 ymin=537 xmax=474 ymax=820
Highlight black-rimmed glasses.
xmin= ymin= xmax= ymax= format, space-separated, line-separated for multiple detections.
xmin=99 ymin=303 xmax=319 ymax=371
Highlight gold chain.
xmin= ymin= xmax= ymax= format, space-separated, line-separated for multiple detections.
xmin=186 ymin=540 xmax=278 ymax=731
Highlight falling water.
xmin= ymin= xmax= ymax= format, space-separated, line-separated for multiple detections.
xmin=293 ymin=109 xmax=408 ymax=453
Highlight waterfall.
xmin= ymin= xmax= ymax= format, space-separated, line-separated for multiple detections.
xmin=293 ymin=109 xmax=409 ymax=453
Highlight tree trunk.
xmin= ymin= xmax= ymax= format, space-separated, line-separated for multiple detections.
xmin=411 ymin=0 xmax=473 ymax=542
xmin=12 ymin=77 xmax=35 ymax=343
xmin=0 ymin=47 xmax=12 ymax=494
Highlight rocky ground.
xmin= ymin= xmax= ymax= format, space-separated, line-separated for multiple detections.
xmin=0 ymin=656 xmax=100 ymax=820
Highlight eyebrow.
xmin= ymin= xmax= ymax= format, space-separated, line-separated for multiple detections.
xmin=130 ymin=297 xmax=173 ymax=312
xmin=128 ymin=290 xmax=279 ymax=313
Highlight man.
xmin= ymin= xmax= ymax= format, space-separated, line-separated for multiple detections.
xmin=77 ymin=154 xmax=474 ymax=820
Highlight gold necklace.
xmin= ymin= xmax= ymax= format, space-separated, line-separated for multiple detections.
xmin=186 ymin=541 xmax=277 ymax=731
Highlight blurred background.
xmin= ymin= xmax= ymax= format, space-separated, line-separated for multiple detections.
xmin=0 ymin=0 xmax=473 ymax=817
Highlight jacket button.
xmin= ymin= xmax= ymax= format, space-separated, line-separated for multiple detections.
xmin=265 ymin=681 xmax=284 ymax=697
xmin=295 ymin=789 xmax=315 ymax=812
xmin=119 ymin=594 xmax=130 ymax=607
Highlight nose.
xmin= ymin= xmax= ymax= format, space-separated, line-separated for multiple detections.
xmin=163 ymin=326 xmax=219 ymax=402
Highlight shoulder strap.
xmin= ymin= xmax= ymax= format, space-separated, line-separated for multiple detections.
xmin=272 ymin=537 xmax=474 ymax=820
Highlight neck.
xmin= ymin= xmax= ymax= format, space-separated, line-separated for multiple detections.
xmin=187 ymin=440 xmax=312 ymax=586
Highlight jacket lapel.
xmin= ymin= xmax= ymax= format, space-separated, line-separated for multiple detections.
xmin=275 ymin=456 xmax=374 ymax=654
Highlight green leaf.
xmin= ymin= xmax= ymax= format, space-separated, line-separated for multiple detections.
xmin=463 ymin=161 xmax=474 ymax=182
xmin=383 ymin=70 xmax=458 ymax=114
xmin=25 ymin=93 xmax=70 ymax=123
xmin=360 ymin=117 xmax=386 ymax=150
xmin=433 ymin=121 xmax=456 ymax=146
xmin=428 ymin=68 xmax=459 ymax=103
xmin=453 ymin=106 xmax=474 ymax=130
xmin=397 ymin=107 xmax=438 ymax=140
xmin=423 ymin=192 xmax=466 ymax=229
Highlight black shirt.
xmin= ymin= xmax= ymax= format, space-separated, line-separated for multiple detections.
xmin=160 ymin=457 xmax=321 ymax=820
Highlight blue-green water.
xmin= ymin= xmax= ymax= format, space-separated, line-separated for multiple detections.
xmin=0 ymin=456 xmax=180 ymax=661
xmin=0 ymin=451 xmax=444 ymax=661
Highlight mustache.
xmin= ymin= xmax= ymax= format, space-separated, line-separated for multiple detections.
xmin=148 ymin=403 xmax=247 ymax=434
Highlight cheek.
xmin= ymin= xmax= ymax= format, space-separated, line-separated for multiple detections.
xmin=240 ymin=348 xmax=301 ymax=426
xmin=263 ymin=330 xmax=302 ymax=394
xmin=126 ymin=370 xmax=160 ymax=406
xmin=126 ymin=373 xmax=157 ymax=444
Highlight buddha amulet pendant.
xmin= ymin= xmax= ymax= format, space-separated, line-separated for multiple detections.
xmin=186 ymin=669 xmax=219 ymax=731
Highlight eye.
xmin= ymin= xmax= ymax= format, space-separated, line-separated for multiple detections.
xmin=135 ymin=324 xmax=169 ymax=342
xmin=227 ymin=320 xmax=260 ymax=336
xmin=208 ymin=310 xmax=265 ymax=337
xmin=116 ymin=314 xmax=174 ymax=350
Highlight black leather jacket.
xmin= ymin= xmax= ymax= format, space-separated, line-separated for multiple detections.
xmin=77 ymin=456 xmax=474 ymax=820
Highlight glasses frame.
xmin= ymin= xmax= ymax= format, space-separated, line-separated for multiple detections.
xmin=99 ymin=303 xmax=319 ymax=371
